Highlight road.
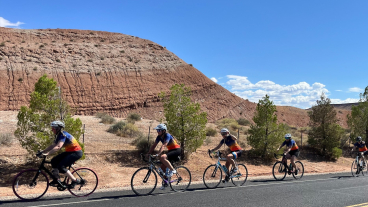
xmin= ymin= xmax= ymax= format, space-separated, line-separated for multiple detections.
xmin=2 ymin=172 xmax=368 ymax=207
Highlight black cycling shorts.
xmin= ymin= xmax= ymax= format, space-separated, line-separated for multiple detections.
xmin=51 ymin=150 xmax=83 ymax=173
xmin=166 ymin=148 xmax=182 ymax=162
xmin=289 ymin=150 xmax=300 ymax=158
xmin=231 ymin=150 xmax=242 ymax=159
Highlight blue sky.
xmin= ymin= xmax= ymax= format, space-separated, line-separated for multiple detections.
xmin=1 ymin=0 xmax=367 ymax=109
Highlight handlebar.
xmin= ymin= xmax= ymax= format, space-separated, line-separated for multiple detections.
xmin=274 ymin=153 xmax=286 ymax=159
xmin=140 ymin=153 xmax=158 ymax=163
xmin=208 ymin=150 xmax=223 ymax=159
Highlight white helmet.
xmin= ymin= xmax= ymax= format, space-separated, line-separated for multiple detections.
xmin=285 ymin=133 xmax=291 ymax=139
xmin=154 ymin=123 xmax=167 ymax=131
xmin=220 ymin=128 xmax=229 ymax=133
xmin=51 ymin=121 xmax=65 ymax=129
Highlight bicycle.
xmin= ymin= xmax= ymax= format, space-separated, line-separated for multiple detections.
xmin=351 ymin=151 xmax=368 ymax=177
xmin=12 ymin=155 xmax=98 ymax=201
xmin=131 ymin=153 xmax=191 ymax=196
xmin=272 ymin=153 xmax=304 ymax=181
xmin=203 ymin=150 xmax=248 ymax=188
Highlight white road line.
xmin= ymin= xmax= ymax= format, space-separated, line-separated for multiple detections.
xmin=28 ymin=199 xmax=110 ymax=207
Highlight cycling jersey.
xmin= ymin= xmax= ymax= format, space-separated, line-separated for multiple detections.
xmin=155 ymin=133 xmax=180 ymax=151
xmin=54 ymin=131 xmax=82 ymax=152
xmin=220 ymin=136 xmax=242 ymax=152
xmin=354 ymin=142 xmax=368 ymax=152
xmin=281 ymin=139 xmax=299 ymax=151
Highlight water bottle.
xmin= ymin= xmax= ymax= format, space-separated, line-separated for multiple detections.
xmin=360 ymin=160 xmax=363 ymax=167
xmin=165 ymin=167 xmax=170 ymax=176
xmin=222 ymin=165 xmax=228 ymax=173
xmin=289 ymin=163 xmax=293 ymax=170
xmin=158 ymin=167 xmax=164 ymax=176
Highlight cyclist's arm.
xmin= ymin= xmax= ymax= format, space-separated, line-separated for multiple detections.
xmin=44 ymin=141 xmax=64 ymax=156
xmin=277 ymin=143 xmax=284 ymax=151
xmin=230 ymin=134 xmax=237 ymax=140
xmin=210 ymin=142 xmax=223 ymax=152
xmin=42 ymin=144 xmax=56 ymax=154
xmin=147 ymin=142 xmax=158 ymax=155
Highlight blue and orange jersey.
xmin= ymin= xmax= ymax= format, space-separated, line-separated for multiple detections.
xmin=155 ymin=133 xmax=181 ymax=151
xmin=220 ymin=136 xmax=242 ymax=152
xmin=281 ymin=139 xmax=299 ymax=151
xmin=54 ymin=131 xmax=82 ymax=152
xmin=354 ymin=142 xmax=368 ymax=152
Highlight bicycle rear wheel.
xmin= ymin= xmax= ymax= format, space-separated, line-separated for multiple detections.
xmin=292 ymin=161 xmax=304 ymax=179
xmin=351 ymin=160 xmax=361 ymax=177
xmin=272 ymin=161 xmax=287 ymax=181
xmin=67 ymin=168 xmax=98 ymax=197
xmin=231 ymin=164 xmax=248 ymax=186
xmin=169 ymin=166 xmax=191 ymax=192
xmin=203 ymin=164 xmax=222 ymax=189
xmin=12 ymin=169 xmax=49 ymax=200
xmin=131 ymin=167 xmax=157 ymax=195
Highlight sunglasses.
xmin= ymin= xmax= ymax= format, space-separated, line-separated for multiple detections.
xmin=156 ymin=129 xmax=163 ymax=132
xmin=221 ymin=132 xmax=227 ymax=136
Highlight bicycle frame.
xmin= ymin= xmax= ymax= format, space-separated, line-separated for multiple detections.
xmin=142 ymin=154 xmax=181 ymax=185
xmin=210 ymin=151 xmax=241 ymax=179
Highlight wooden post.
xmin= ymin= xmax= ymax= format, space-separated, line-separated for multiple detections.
xmin=238 ymin=129 xmax=240 ymax=140
xmin=148 ymin=126 xmax=151 ymax=143
xmin=83 ymin=124 xmax=85 ymax=143
xmin=301 ymin=130 xmax=302 ymax=149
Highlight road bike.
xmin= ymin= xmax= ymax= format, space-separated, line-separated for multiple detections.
xmin=272 ymin=153 xmax=304 ymax=181
xmin=12 ymin=155 xmax=98 ymax=201
xmin=131 ymin=153 xmax=191 ymax=196
xmin=203 ymin=150 xmax=248 ymax=188
xmin=351 ymin=151 xmax=368 ymax=177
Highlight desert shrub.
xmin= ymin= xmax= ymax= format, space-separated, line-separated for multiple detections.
xmin=0 ymin=42 xmax=5 ymax=47
xmin=0 ymin=133 xmax=14 ymax=146
xmin=127 ymin=113 xmax=141 ymax=123
xmin=18 ymin=78 xmax=23 ymax=82
xmin=100 ymin=114 xmax=116 ymax=124
xmin=0 ymin=57 xmax=2 ymax=61
xmin=117 ymin=123 xmax=141 ymax=138
xmin=33 ymin=67 xmax=37 ymax=71
xmin=132 ymin=133 xmax=154 ymax=153
xmin=95 ymin=112 xmax=108 ymax=118
xmin=216 ymin=118 xmax=240 ymax=131
xmin=237 ymin=118 xmax=250 ymax=126
xmin=107 ymin=121 xmax=126 ymax=134
xmin=56 ymin=59 xmax=61 ymax=62
xmin=204 ymin=136 xmax=212 ymax=145
xmin=120 ymin=50 xmax=125 ymax=53
xmin=205 ymin=127 xmax=217 ymax=137
xmin=87 ymin=59 xmax=93 ymax=62
xmin=331 ymin=147 xmax=342 ymax=160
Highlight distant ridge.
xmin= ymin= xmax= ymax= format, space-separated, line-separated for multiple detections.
xmin=331 ymin=103 xmax=359 ymax=110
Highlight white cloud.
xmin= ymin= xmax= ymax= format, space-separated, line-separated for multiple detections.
xmin=210 ymin=77 xmax=218 ymax=83
xmin=224 ymin=75 xmax=331 ymax=109
xmin=335 ymin=90 xmax=342 ymax=92
xmin=0 ymin=17 xmax=24 ymax=27
xmin=330 ymin=98 xmax=360 ymax=104
xmin=349 ymin=87 xmax=363 ymax=93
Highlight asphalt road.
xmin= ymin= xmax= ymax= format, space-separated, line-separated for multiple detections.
xmin=2 ymin=172 xmax=368 ymax=207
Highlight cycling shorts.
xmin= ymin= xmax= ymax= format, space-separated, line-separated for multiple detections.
xmin=288 ymin=149 xmax=300 ymax=158
xmin=231 ymin=150 xmax=242 ymax=159
xmin=166 ymin=148 xmax=182 ymax=162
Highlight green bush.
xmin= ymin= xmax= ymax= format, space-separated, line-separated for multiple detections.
xmin=0 ymin=133 xmax=14 ymax=146
xmin=100 ymin=114 xmax=116 ymax=124
xmin=127 ymin=113 xmax=141 ymax=123
xmin=237 ymin=118 xmax=250 ymax=126
xmin=205 ymin=127 xmax=217 ymax=137
xmin=107 ymin=121 xmax=126 ymax=134
xmin=331 ymin=147 xmax=342 ymax=160
xmin=117 ymin=123 xmax=141 ymax=138
xmin=132 ymin=134 xmax=154 ymax=153
xmin=216 ymin=118 xmax=240 ymax=131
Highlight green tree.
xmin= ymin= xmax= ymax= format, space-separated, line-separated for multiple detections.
xmin=159 ymin=84 xmax=207 ymax=158
xmin=247 ymin=95 xmax=287 ymax=159
xmin=308 ymin=93 xmax=344 ymax=158
xmin=14 ymin=74 xmax=84 ymax=157
xmin=347 ymin=86 xmax=368 ymax=143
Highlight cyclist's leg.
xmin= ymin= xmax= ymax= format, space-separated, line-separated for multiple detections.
xmin=58 ymin=150 xmax=83 ymax=182
xmin=51 ymin=152 xmax=69 ymax=181
xmin=160 ymin=154 xmax=174 ymax=171
xmin=226 ymin=154 xmax=235 ymax=174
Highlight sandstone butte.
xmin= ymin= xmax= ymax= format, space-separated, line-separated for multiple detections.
xmin=0 ymin=27 xmax=350 ymax=127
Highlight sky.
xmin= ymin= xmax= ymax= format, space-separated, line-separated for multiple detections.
xmin=1 ymin=0 xmax=367 ymax=109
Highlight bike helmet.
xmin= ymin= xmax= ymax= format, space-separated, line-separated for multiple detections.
xmin=356 ymin=136 xmax=362 ymax=142
xmin=285 ymin=133 xmax=291 ymax=139
xmin=154 ymin=123 xmax=167 ymax=131
xmin=51 ymin=121 xmax=65 ymax=129
xmin=220 ymin=128 xmax=229 ymax=133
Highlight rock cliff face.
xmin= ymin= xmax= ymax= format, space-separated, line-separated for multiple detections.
xmin=0 ymin=28 xmax=349 ymax=127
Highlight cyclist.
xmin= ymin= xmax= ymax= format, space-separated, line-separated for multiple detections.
xmin=352 ymin=136 xmax=368 ymax=167
xmin=276 ymin=133 xmax=300 ymax=174
xmin=37 ymin=121 xmax=83 ymax=189
xmin=209 ymin=128 xmax=242 ymax=182
xmin=147 ymin=124 xmax=182 ymax=188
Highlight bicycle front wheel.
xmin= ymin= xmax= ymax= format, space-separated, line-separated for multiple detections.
xmin=272 ymin=161 xmax=287 ymax=181
xmin=67 ymin=168 xmax=98 ymax=197
xmin=169 ymin=166 xmax=191 ymax=192
xmin=12 ymin=169 xmax=49 ymax=200
xmin=351 ymin=160 xmax=360 ymax=177
xmin=231 ymin=164 xmax=248 ymax=186
xmin=131 ymin=167 xmax=157 ymax=196
xmin=292 ymin=161 xmax=304 ymax=179
xmin=203 ymin=164 xmax=222 ymax=189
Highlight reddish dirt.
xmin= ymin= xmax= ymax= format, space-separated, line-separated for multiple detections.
xmin=0 ymin=111 xmax=353 ymax=199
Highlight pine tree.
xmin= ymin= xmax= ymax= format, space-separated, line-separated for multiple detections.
xmin=248 ymin=95 xmax=287 ymax=159
xmin=159 ymin=84 xmax=207 ymax=159
xmin=347 ymin=86 xmax=368 ymax=142
xmin=14 ymin=74 xmax=84 ymax=157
